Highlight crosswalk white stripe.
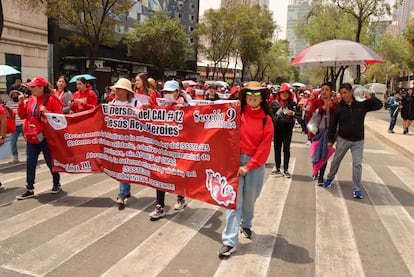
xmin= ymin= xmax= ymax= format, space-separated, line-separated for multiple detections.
xmin=0 ymin=178 xmax=116 ymax=241
xmin=1 ymin=165 xmax=50 ymax=183
xmin=363 ymin=164 xmax=414 ymax=276
xmin=213 ymin=159 xmax=295 ymax=277
xmin=101 ymin=200 xmax=219 ymax=277
xmin=315 ymin=180 xmax=364 ymax=276
xmin=388 ymin=166 xmax=414 ymax=193
xmin=0 ymin=172 xmax=92 ymax=209
xmin=3 ymin=187 xmax=154 ymax=276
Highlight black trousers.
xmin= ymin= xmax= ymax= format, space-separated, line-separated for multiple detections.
xmin=274 ymin=129 xmax=293 ymax=171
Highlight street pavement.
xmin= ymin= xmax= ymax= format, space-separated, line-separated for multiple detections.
xmin=0 ymin=111 xmax=413 ymax=277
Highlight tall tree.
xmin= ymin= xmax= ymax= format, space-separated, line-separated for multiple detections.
xmin=234 ymin=4 xmax=275 ymax=81
xmin=333 ymin=0 xmax=393 ymax=83
xmin=124 ymin=12 xmax=193 ymax=78
xmin=194 ymin=8 xmax=237 ymax=80
xmin=18 ymin=0 xmax=133 ymax=73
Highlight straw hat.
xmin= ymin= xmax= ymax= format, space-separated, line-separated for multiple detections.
xmin=239 ymin=81 xmax=271 ymax=100
xmin=110 ymin=78 xmax=134 ymax=94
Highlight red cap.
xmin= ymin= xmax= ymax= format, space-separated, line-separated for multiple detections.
xmin=27 ymin=76 xmax=49 ymax=87
xmin=230 ymin=86 xmax=240 ymax=95
xmin=279 ymin=83 xmax=291 ymax=93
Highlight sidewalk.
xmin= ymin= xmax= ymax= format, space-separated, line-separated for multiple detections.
xmin=365 ymin=113 xmax=414 ymax=162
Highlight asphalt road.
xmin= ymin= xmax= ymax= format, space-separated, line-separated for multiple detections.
xmin=0 ymin=110 xmax=413 ymax=276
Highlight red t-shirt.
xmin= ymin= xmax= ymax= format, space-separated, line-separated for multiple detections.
xmin=71 ymin=89 xmax=98 ymax=113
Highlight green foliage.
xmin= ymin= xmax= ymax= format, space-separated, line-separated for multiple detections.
xmin=124 ymin=12 xmax=193 ymax=76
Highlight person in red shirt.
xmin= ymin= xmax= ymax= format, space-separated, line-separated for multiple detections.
xmin=16 ymin=76 xmax=64 ymax=200
xmin=219 ymin=81 xmax=274 ymax=258
xmin=70 ymin=77 xmax=98 ymax=113
xmin=0 ymin=105 xmax=6 ymax=190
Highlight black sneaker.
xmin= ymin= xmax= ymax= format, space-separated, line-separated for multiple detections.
xmin=240 ymin=227 xmax=252 ymax=238
xmin=51 ymin=185 xmax=61 ymax=194
xmin=271 ymin=168 xmax=282 ymax=175
xmin=283 ymin=171 xmax=291 ymax=178
xmin=218 ymin=245 xmax=236 ymax=258
xmin=125 ymin=192 xmax=131 ymax=198
xmin=0 ymin=182 xmax=4 ymax=191
xmin=16 ymin=190 xmax=35 ymax=200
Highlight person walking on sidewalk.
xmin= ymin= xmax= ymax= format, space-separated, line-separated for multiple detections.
xmin=324 ymin=83 xmax=383 ymax=199
xmin=5 ymin=90 xmax=25 ymax=163
xmin=218 ymin=81 xmax=273 ymax=258
xmin=388 ymin=91 xmax=402 ymax=133
xmin=16 ymin=77 xmax=64 ymax=200
xmin=400 ymin=87 xmax=414 ymax=134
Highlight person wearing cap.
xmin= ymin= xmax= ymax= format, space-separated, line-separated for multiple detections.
xmin=324 ymin=83 xmax=382 ymax=199
xmin=205 ymin=84 xmax=220 ymax=101
xmin=229 ymin=85 xmax=240 ymax=100
xmin=70 ymin=77 xmax=98 ymax=113
xmin=109 ymin=78 xmax=141 ymax=209
xmin=400 ymin=87 xmax=414 ymax=134
xmin=219 ymin=81 xmax=273 ymax=258
xmin=16 ymin=76 xmax=64 ymax=200
xmin=270 ymin=83 xmax=298 ymax=178
xmin=5 ymin=90 xmax=25 ymax=163
xmin=149 ymin=80 xmax=187 ymax=220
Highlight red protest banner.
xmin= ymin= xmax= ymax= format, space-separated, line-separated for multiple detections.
xmin=42 ymin=103 xmax=240 ymax=209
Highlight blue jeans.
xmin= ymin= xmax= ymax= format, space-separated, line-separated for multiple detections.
xmin=221 ymin=154 xmax=265 ymax=247
xmin=10 ymin=125 xmax=24 ymax=159
xmin=389 ymin=111 xmax=399 ymax=131
xmin=26 ymin=139 xmax=60 ymax=190
xmin=118 ymin=182 xmax=131 ymax=199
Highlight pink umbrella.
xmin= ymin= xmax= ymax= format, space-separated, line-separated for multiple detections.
xmin=182 ymin=80 xmax=197 ymax=86
xmin=290 ymin=39 xmax=383 ymax=67
xmin=310 ymin=140 xmax=335 ymax=176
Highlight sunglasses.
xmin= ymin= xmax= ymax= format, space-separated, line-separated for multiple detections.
xmin=245 ymin=91 xmax=262 ymax=96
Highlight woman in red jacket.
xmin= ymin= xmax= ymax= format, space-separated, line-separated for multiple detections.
xmin=70 ymin=77 xmax=98 ymax=113
xmin=16 ymin=76 xmax=64 ymax=200
xmin=218 ymin=81 xmax=274 ymax=258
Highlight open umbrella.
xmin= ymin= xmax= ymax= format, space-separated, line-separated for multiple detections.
xmin=69 ymin=73 xmax=96 ymax=83
xmin=290 ymin=39 xmax=383 ymax=67
xmin=292 ymin=82 xmax=306 ymax=87
xmin=182 ymin=80 xmax=197 ymax=86
xmin=0 ymin=65 xmax=20 ymax=76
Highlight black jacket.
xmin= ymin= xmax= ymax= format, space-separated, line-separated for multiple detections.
xmin=328 ymin=97 xmax=382 ymax=142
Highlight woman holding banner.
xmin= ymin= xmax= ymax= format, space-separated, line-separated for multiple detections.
xmin=16 ymin=77 xmax=63 ymax=200
xmin=218 ymin=81 xmax=273 ymax=258
xmin=149 ymin=80 xmax=188 ymax=220
xmin=109 ymin=78 xmax=141 ymax=210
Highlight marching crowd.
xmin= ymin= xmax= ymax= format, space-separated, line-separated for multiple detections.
xmin=1 ymin=74 xmax=414 ymax=259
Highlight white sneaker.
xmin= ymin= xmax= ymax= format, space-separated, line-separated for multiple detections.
xmin=8 ymin=158 xmax=19 ymax=164
xmin=174 ymin=198 xmax=187 ymax=210
xmin=149 ymin=204 xmax=165 ymax=220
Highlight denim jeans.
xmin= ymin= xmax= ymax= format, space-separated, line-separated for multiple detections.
xmin=389 ymin=111 xmax=399 ymax=131
xmin=118 ymin=182 xmax=131 ymax=199
xmin=221 ymin=154 xmax=265 ymax=247
xmin=26 ymin=139 xmax=60 ymax=190
xmin=10 ymin=125 xmax=24 ymax=159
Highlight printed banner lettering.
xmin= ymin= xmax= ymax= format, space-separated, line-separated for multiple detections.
xmin=42 ymin=104 xmax=240 ymax=209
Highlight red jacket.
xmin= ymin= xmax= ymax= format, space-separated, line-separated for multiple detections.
xmin=240 ymin=106 xmax=274 ymax=170
xmin=18 ymin=94 xmax=63 ymax=120
xmin=71 ymin=89 xmax=98 ymax=113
